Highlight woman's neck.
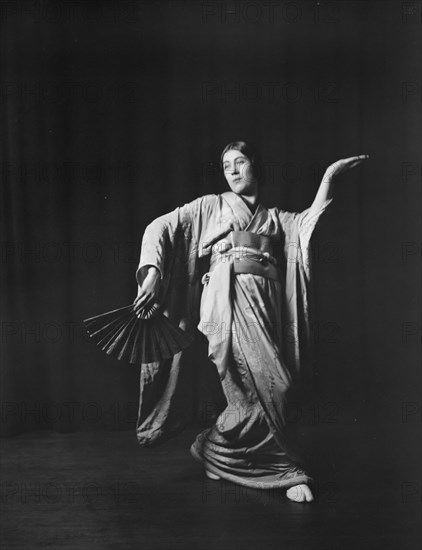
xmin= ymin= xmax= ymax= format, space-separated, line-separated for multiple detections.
xmin=240 ymin=193 xmax=259 ymax=213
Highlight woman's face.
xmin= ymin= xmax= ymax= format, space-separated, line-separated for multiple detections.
xmin=222 ymin=150 xmax=258 ymax=196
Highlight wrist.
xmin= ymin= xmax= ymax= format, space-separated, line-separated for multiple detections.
xmin=146 ymin=266 xmax=160 ymax=279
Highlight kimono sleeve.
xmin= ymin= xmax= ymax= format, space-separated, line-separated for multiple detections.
xmin=276 ymin=198 xmax=333 ymax=382
xmin=134 ymin=194 xmax=220 ymax=446
xmin=136 ymin=195 xmax=216 ymax=287
xmin=278 ymin=198 xmax=333 ymax=280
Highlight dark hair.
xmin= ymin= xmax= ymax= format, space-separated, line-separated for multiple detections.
xmin=220 ymin=140 xmax=265 ymax=186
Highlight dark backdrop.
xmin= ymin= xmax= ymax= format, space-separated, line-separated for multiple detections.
xmin=1 ymin=0 xmax=420 ymax=437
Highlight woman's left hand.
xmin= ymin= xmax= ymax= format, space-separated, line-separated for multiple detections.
xmin=322 ymin=155 xmax=370 ymax=183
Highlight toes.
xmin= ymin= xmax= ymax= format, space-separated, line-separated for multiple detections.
xmin=205 ymin=470 xmax=221 ymax=480
xmin=286 ymin=484 xmax=314 ymax=503
xmin=304 ymin=488 xmax=314 ymax=502
xmin=286 ymin=486 xmax=304 ymax=502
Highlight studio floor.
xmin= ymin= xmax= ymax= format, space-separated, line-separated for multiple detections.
xmin=1 ymin=422 xmax=420 ymax=550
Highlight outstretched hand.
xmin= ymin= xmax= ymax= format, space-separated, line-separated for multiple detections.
xmin=308 ymin=154 xmax=370 ymax=216
xmin=322 ymin=155 xmax=370 ymax=183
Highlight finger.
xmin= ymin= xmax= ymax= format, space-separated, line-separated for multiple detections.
xmin=135 ymin=290 xmax=148 ymax=302
xmin=140 ymin=295 xmax=155 ymax=310
xmin=347 ymin=160 xmax=364 ymax=169
xmin=134 ymin=296 xmax=146 ymax=307
xmin=135 ymin=295 xmax=152 ymax=311
xmin=335 ymin=156 xmax=369 ymax=171
xmin=134 ymin=302 xmax=145 ymax=315
xmin=347 ymin=158 xmax=369 ymax=169
xmin=342 ymin=155 xmax=370 ymax=163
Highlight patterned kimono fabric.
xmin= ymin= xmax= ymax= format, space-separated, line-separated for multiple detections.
xmin=136 ymin=191 xmax=332 ymax=490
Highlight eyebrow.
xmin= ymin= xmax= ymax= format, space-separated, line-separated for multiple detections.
xmin=223 ymin=156 xmax=246 ymax=165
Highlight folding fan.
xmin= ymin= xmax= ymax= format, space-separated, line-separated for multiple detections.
xmin=83 ymin=302 xmax=194 ymax=365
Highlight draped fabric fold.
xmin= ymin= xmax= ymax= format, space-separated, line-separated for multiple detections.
xmin=198 ymin=257 xmax=234 ymax=381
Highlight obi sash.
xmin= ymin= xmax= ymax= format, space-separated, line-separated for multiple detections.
xmin=206 ymin=230 xmax=280 ymax=282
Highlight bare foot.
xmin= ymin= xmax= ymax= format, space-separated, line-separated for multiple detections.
xmin=286 ymin=484 xmax=314 ymax=502
xmin=205 ymin=470 xmax=221 ymax=480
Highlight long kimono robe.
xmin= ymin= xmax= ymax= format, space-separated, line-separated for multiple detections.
xmin=136 ymin=191 xmax=332 ymax=489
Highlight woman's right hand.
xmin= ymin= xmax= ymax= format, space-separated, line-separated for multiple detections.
xmin=133 ymin=266 xmax=161 ymax=317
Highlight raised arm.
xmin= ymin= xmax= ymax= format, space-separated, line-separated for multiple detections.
xmin=307 ymin=155 xmax=369 ymax=219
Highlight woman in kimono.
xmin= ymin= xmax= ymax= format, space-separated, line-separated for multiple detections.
xmin=133 ymin=141 xmax=368 ymax=502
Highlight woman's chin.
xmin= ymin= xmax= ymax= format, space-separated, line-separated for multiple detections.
xmin=230 ymin=183 xmax=251 ymax=195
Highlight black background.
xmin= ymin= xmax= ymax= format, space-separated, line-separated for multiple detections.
xmin=1 ymin=0 xmax=420 ymax=438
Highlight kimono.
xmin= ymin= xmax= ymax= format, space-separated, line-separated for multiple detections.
xmin=135 ymin=191 xmax=332 ymax=489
